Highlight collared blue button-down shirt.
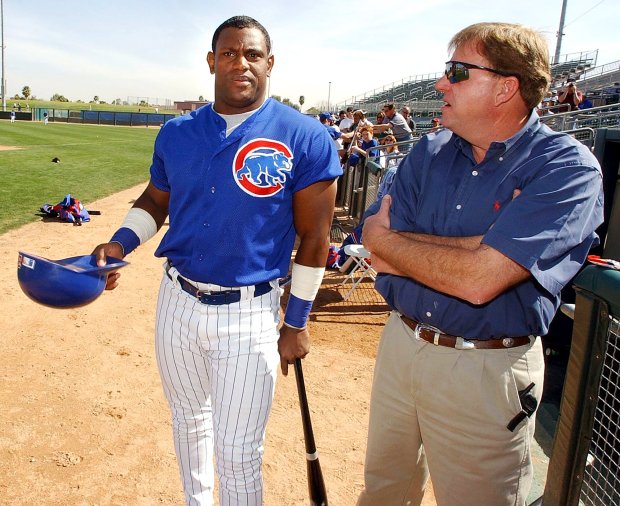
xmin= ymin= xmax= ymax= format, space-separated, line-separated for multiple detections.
xmin=375 ymin=112 xmax=604 ymax=339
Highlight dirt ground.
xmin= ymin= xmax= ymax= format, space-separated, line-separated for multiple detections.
xmin=0 ymin=183 xmax=435 ymax=505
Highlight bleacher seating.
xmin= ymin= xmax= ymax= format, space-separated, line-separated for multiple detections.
xmin=341 ymin=74 xmax=442 ymax=112
xmin=336 ymin=50 xmax=616 ymax=120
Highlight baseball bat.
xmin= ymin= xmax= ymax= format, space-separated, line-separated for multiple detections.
xmin=294 ymin=358 xmax=328 ymax=505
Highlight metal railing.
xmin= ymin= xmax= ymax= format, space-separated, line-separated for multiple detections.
xmin=540 ymin=103 xmax=620 ymax=135
xmin=337 ymin=138 xmax=418 ymax=222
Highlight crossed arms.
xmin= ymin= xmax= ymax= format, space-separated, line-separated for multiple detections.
xmin=362 ymin=195 xmax=530 ymax=306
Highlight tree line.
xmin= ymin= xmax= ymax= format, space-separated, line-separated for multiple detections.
xmin=14 ymin=86 xmax=313 ymax=112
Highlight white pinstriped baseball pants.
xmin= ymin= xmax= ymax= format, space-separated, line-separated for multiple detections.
xmin=155 ymin=266 xmax=281 ymax=506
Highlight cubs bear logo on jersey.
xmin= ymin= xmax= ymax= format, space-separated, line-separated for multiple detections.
xmin=232 ymin=138 xmax=294 ymax=197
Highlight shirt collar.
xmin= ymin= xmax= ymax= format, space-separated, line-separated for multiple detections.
xmin=455 ymin=110 xmax=541 ymax=160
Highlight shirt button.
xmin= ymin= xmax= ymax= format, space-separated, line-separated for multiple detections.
xmin=211 ymin=187 xmax=216 ymax=193
xmin=472 ymin=170 xmax=478 ymax=176
xmin=456 ymin=204 xmax=462 ymax=210
xmin=499 ymin=156 xmax=504 ymax=161
xmin=426 ymin=311 xmax=432 ymax=317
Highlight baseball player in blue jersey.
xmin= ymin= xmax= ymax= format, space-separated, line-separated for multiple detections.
xmin=92 ymin=16 xmax=342 ymax=506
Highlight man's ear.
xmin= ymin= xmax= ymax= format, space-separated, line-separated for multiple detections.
xmin=266 ymin=54 xmax=274 ymax=77
xmin=496 ymin=76 xmax=520 ymax=106
xmin=207 ymin=52 xmax=215 ymax=75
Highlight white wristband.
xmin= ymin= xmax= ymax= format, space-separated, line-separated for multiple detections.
xmin=122 ymin=207 xmax=158 ymax=245
xmin=289 ymin=263 xmax=325 ymax=301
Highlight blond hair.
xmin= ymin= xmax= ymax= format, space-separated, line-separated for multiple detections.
xmin=450 ymin=22 xmax=550 ymax=109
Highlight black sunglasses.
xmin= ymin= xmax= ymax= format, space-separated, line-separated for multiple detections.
xmin=444 ymin=60 xmax=514 ymax=84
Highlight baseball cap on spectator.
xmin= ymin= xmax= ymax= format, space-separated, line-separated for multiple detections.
xmin=319 ymin=112 xmax=333 ymax=121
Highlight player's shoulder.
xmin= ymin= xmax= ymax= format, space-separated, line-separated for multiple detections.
xmin=157 ymin=104 xmax=213 ymax=139
xmin=166 ymin=104 xmax=211 ymax=125
xmin=261 ymin=99 xmax=325 ymax=134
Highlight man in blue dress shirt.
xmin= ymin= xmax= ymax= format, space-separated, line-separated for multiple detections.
xmin=357 ymin=22 xmax=604 ymax=506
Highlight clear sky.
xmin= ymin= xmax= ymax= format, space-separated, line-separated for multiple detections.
xmin=2 ymin=0 xmax=618 ymax=110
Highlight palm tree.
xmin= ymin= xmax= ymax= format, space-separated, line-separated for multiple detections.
xmin=22 ymin=85 xmax=31 ymax=100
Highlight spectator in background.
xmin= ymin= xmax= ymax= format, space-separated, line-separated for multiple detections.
xmin=376 ymin=134 xmax=402 ymax=201
xmin=348 ymin=125 xmax=380 ymax=168
xmin=336 ymin=110 xmax=346 ymax=127
xmin=319 ymin=111 xmax=354 ymax=158
xmin=379 ymin=134 xmax=401 ymax=169
xmin=401 ymin=105 xmax=417 ymax=135
xmin=557 ymin=79 xmax=583 ymax=112
xmin=352 ymin=109 xmax=373 ymax=130
xmin=374 ymin=111 xmax=392 ymax=141
xmin=430 ymin=117 xmax=442 ymax=132
xmin=373 ymin=102 xmax=414 ymax=153
xmin=339 ymin=107 xmax=355 ymax=132
xmin=10 ymin=110 xmax=16 ymax=123
xmin=341 ymin=109 xmax=371 ymax=164
xmin=578 ymin=94 xmax=593 ymax=110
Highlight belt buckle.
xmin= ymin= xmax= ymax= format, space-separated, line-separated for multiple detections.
xmin=196 ymin=288 xmax=215 ymax=297
xmin=454 ymin=336 xmax=475 ymax=350
xmin=414 ymin=322 xmax=442 ymax=345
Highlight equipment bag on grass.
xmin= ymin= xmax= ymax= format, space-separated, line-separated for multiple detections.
xmin=40 ymin=194 xmax=91 ymax=224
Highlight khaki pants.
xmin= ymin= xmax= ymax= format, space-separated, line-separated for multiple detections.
xmin=358 ymin=312 xmax=544 ymax=506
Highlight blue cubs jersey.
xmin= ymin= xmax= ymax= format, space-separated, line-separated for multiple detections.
xmin=150 ymin=98 xmax=342 ymax=286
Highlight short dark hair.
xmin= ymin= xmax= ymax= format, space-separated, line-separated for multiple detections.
xmin=212 ymin=16 xmax=272 ymax=54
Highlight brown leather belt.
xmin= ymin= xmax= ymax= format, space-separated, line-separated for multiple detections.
xmin=400 ymin=315 xmax=532 ymax=350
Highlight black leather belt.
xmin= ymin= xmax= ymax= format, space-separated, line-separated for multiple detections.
xmin=167 ymin=269 xmax=272 ymax=305
xmin=400 ymin=315 xmax=532 ymax=350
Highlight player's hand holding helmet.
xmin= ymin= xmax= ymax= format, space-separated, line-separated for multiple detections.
xmin=92 ymin=242 xmax=126 ymax=290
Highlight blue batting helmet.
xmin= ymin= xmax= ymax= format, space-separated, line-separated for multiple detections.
xmin=17 ymin=252 xmax=128 ymax=309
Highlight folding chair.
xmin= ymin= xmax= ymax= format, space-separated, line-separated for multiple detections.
xmin=340 ymin=244 xmax=376 ymax=300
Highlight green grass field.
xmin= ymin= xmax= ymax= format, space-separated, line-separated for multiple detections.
xmin=0 ymin=120 xmax=158 ymax=234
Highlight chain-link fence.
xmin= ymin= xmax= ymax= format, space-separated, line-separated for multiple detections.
xmin=579 ymin=315 xmax=620 ymax=506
